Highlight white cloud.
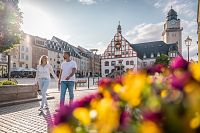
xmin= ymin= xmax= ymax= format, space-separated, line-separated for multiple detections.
xmin=154 ymin=0 xmax=196 ymax=18
xmin=80 ymin=41 xmax=107 ymax=54
xmin=125 ymin=18 xmax=198 ymax=61
xmin=154 ymin=0 xmax=161 ymax=8
xmin=78 ymin=0 xmax=96 ymax=5
xmin=125 ymin=22 xmax=164 ymax=43
xmin=181 ymin=19 xmax=198 ymax=60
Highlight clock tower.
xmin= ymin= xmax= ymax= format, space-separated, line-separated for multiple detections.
xmin=162 ymin=7 xmax=183 ymax=55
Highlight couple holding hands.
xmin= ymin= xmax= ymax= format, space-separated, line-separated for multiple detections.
xmin=35 ymin=51 xmax=77 ymax=111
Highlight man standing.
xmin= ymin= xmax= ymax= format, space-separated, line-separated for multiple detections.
xmin=58 ymin=51 xmax=77 ymax=107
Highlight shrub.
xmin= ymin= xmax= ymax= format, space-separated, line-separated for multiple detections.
xmin=0 ymin=80 xmax=17 ymax=86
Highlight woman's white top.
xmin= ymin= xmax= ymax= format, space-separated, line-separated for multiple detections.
xmin=35 ymin=64 xmax=58 ymax=83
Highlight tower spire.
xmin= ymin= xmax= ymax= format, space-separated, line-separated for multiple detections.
xmin=117 ymin=21 xmax=122 ymax=34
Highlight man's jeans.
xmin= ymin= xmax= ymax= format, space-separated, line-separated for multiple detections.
xmin=60 ymin=81 xmax=75 ymax=107
xmin=38 ymin=78 xmax=49 ymax=108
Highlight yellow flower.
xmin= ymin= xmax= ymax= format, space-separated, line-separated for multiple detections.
xmin=95 ymin=97 xmax=119 ymax=133
xmin=189 ymin=63 xmax=200 ymax=82
xmin=140 ymin=121 xmax=162 ymax=133
xmin=120 ymin=72 xmax=147 ymax=107
xmin=190 ymin=112 xmax=200 ymax=129
xmin=112 ymin=83 xmax=123 ymax=93
xmin=73 ymin=107 xmax=91 ymax=126
xmin=52 ymin=124 xmax=72 ymax=133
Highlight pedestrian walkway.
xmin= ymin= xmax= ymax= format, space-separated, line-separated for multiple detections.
xmin=0 ymin=89 xmax=97 ymax=133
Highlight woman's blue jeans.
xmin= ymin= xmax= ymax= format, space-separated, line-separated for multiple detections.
xmin=38 ymin=78 xmax=49 ymax=108
xmin=60 ymin=81 xmax=75 ymax=107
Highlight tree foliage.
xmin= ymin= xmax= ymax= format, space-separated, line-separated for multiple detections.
xmin=154 ymin=54 xmax=170 ymax=66
xmin=0 ymin=0 xmax=23 ymax=52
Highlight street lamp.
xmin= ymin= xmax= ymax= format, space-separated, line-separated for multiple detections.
xmin=185 ymin=36 xmax=192 ymax=62
xmin=90 ymin=49 xmax=98 ymax=85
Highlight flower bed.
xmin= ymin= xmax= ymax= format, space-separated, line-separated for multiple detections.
xmin=52 ymin=56 xmax=200 ymax=133
xmin=0 ymin=83 xmax=37 ymax=102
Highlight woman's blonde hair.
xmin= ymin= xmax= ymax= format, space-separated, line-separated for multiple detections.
xmin=39 ymin=55 xmax=49 ymax=65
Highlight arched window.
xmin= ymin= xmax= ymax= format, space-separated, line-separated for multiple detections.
xmin=105 ymin=61 xmax=109 ymax=66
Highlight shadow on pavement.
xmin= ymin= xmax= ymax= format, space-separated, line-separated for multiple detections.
xmin=0 ymin=101 xmax=40 ymax=115
xmin=39 ymin=109 xmax=54 ymax=133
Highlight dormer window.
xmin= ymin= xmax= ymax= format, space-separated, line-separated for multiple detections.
xmin=157 ymin=52 xmax=160 ymax=57
xmin=143 ymin=54 xmax=146 ymax=59
xmin=151 ymin=53 xmax=154 ymax=58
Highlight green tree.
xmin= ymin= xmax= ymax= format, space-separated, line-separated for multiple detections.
xmin=154 ymin=54 xmax=170 ymax=66
xmin=0 ymin=0 xmax=23 ymax=52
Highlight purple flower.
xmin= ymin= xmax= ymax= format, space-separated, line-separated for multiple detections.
xmin=53 ymin=105 xmax=73 ymax=125
xmin=120 ymin=111 xmax=131 ymax=127
xmin=143 ymin=111 xmax=162 ymax=122
xmin=53 ymin=93 xmax=100 ymax=126
xmin=170 ymin=72 xmax=191 ymax=90
xmin=170 ymin=56 xmax=188 ymax=70
xmin=147 ymin=64 xmax=166 ymax=74
xmin=99 ymin=78 xmax=112 ymax=87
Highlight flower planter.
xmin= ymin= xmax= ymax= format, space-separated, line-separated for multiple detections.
xmin=0 ymin=84 xmax=37 ymax=102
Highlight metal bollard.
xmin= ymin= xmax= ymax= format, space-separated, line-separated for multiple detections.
xmin=88 ymin=77 xmax=90 ymax=89
xmin=75 ymin=82 xmax=77 ymax=90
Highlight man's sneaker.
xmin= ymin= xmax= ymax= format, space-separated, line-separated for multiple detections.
xmin=55 ymin=109 xmax=60 ymax=112
xmin=38 ymin=108 xmax=43 ymax=111
xmin=44 ymin=106 xmax=49 ymax=110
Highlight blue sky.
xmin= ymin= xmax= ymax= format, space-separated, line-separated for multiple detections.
xmin=19 ymin=0 xmax=198 ymax=60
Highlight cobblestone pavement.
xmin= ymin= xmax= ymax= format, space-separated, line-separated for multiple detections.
xmin=0 ymin=89 xmax=97 ymax=133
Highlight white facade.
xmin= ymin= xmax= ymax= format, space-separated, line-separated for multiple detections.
xmin=101 ymin=57 xmax=137 ymax=77
xmin=141 ymin=58 xmax=156 ymax=68
xmin=101 ymin=24 xmax=138 ymax=77
xmin=48 ymin=50 xmax=63 ymax=73
xmin=10 ymin=34 xmax=33 ymax=70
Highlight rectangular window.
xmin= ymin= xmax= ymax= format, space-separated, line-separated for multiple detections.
xmin=130 ymin=61 xmax=134 ymax=65
xmin=105 ymin=69 xmax=109 ymax=74
xmin=126 ymin=61 xmax=129 ymax=65
xmin=21 ymin=53 xmax=24 ymax=59
xmin=21 ymin=46 xmax=24 ymax=51
xmin=143 ymin=62 xmax=147 ymax=67
xmin=150 ymin=61 xmax=154 ymax=65
xmin=111 ymin=61 xmax=116 ymax=66
xmin=26 ymin=55 xmax=28 ymax=60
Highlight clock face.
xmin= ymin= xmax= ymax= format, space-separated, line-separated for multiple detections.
xmin=170 ymin=20 xmax=176 ymax=25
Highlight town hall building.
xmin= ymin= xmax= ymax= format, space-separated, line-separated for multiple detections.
xmin=101 ymin=8 xmax=182 ymax=77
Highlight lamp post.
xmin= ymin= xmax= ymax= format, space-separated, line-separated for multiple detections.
xmin=185 ymin=36 xmax=192 ymax=62
xmin=90 ymin=49 xmax=98 ymax=85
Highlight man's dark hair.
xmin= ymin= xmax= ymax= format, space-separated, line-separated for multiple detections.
xmin=63 ymin=51 xmax=70 ymax=56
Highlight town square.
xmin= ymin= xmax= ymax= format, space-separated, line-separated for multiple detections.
xmin=0 ymin=0 xmax=200 ymax=133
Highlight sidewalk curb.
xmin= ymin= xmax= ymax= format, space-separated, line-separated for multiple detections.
xmin=48 ymin=88 xmax=97 ymax=94
xmin=0 ymin=96 xmax=55 ymax=108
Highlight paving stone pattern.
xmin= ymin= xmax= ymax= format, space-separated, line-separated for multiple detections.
xmin=0 ymin=90 xmax=96 ymax=133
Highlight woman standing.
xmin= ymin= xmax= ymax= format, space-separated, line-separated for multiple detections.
xmin=35 ymin=55 xmax=58 ymax=111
